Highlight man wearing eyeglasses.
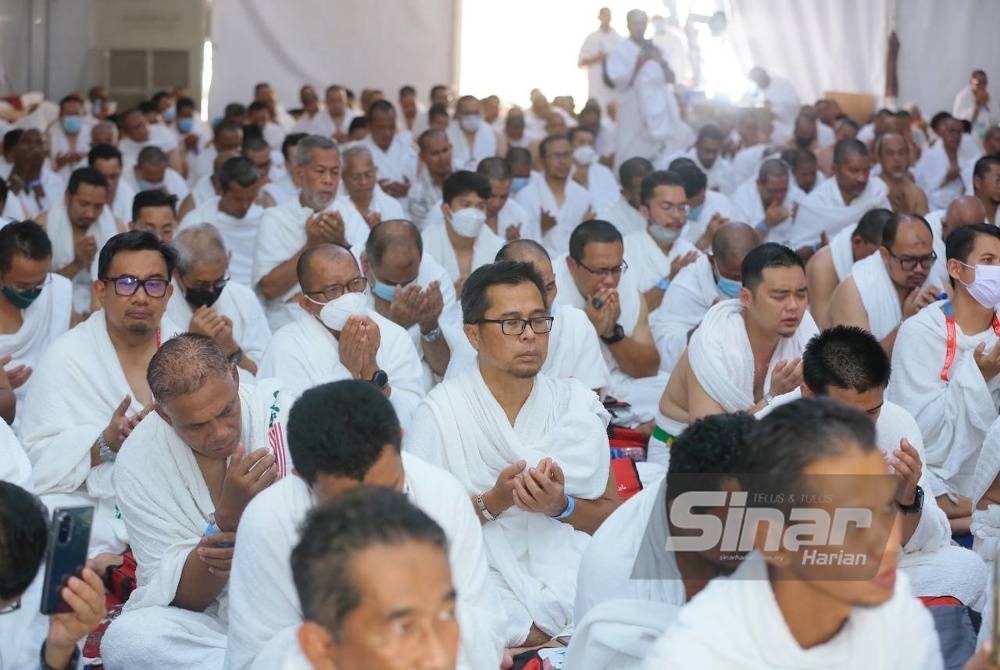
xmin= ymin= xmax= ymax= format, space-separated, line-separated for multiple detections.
xmin=167 ymin=224 xmax=269 ymax=379
xmin=407 ymin=260 xmax=618 ymax=649
xmin=828 ymin=213 xmax=942 ymax=354
xmin=554 ymin=219 xmax=662 ymax=426
xmin=0 ymin=220 xmax=72 ymax=425
xmin=259 ymin=242 xmax=424 ymax=426
xmin=20 ymin=230 xmax=182 ymax=557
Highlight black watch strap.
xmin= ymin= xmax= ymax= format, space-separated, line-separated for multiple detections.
xmin=897 ymin=485 xmax=923 ymax=514
xmin=600 ymin=323 xmax=626 ymax=345
xmin=369 ymin=369 xmax=389 ymax=389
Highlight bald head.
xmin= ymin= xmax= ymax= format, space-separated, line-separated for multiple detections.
xmin=943 ymin=196 xmax=988 ymax=238
xmin=496 ymin=239 xmax=551 ymax=265
xmin=365 ymin=219 xmax=423 ymax=271
xmin=712 ymin=222 xmax=760 ymax=267
xmin=147 ymin=333 xmax=232 ymax=404
xmin=296 ymin=243 xmax=359 ymax=292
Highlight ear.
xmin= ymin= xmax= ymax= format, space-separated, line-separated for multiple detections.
xmin=463 ymin=323 xmax=480 ymax=351
xmin=799 ymin=383 xmax=813 ymax=398
xmin=164 ymin=282 xmax=174 ymax=301
xmin=738 ymin=285 xmax=752 ymax=308
xmin=638 ymin=204 xmax=650 ymax=220
xmin=297 ymin=621 xmax=339 ymax=670
xmin=230 ymin=363 xmax=240 ymax=388
xmin=441 ymin=202 xmax=452 ymax=221
xmin=878 ymin=246 xmax=889 ymax=263
xmin=93 ymin=278 xmax=107 ymax=308
xmin=359 ymin=252 xmax=370 ymax=277
xmin=154 ymin=404 xmax=172 ymax=426
xmin=947 ymin=258 xmax=964 ymax=284
xmin=565 ymin=255 xmax=577 ymax=272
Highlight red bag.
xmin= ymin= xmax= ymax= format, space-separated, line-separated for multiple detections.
xmin=611 ymin=457 xmax=642 ymax=501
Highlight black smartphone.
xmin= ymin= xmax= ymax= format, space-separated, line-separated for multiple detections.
xmin=39 ymin=506 xmax=93 ymax=615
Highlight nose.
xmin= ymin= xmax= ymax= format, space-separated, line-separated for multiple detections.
xmin=418 ymin=625 xmax=452 ymax=669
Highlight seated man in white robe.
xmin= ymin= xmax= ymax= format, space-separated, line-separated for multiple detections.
xmin=337 ymin=145 xmax=405 ymax=233
xmin=360 ymin=219 xmax=459 ymax=387
xmin=129 ymin=189 xmax=178 ymax=246
xmin=478 ymin=156 xmax=537 ymax=242
xmin=890 ymin=224 xmax=1000 ymax=534
xmin=168 ymin=224 xmax=269 ymax=379
xmin=916 ymin=115 xmax=966 ymax=211
xmin=101 ymin=334 xmax=290 ymax=670
xmin=731 ymin=157 xmax=806 ymax=249
xmin=794 ymin=138 xmax=891 ymax=252
xmin=421 ymin=170 xmax=503 ymax=290
xmin=598 ymin=157 xmax=654 ymax=237
xmin=0 ymin=220 xmax=72 ymax=424
xmin=973 ymin=154 xmax=1000 ymax=225
xmin=409 ymin=129 xmax=452 ymax=228
xmin=88 ymin=143 xmax=137 ymax=224
xmin=642 ymin=398 xmax=943 ymax=669
xmin=654 ymin=243 xmax=815 ymax=465
xmin=406 ymin=260 xmax=619 ymax=647
xmin=447 ymin=95 xmax=497 ymax=171
xmin=668 ymin=158 xmax=736 ymax=252
xmin=828 ymin=213 xmax=943 ymax=353
xmin=254 ymin=135 xmax=367 ymax=331
xmin=117 ymin=108 xmax=183 ymax=174
xmin=126 ymin=145 xmax=190 ymax=202
xmin=623 ymin=169 xmax=700 ymax=310
xmin=20 ymin=231 xmax=181 ymax=555
xmin=289 ymin=488 xmax=463 ymax=670
xmin=227 ymin=379 xmax=505 ymax=670
xmin=35 ymin=167 xmax=112 ymax=281
xmin=679 ymin=123 xmax=735 ymax=194
xmin=178 ymin=156 xmax=263 ymax=286
xmin=47 ymin=94 xmax=91 ymax=180
xmin=515 ymin=135 xmax=595 ymax=256
xmin=878 ymin=132 xmax=930 ymax=215
xmin=806 ymin=207 xmax=892 ymax=328
xmin=650 ymin=222 xmax=759 ymax=372
xmin=569 ymin=413 xmax=753 ymax=670
xmin=361 ymin=100 xmax=418 ymax=209
xmin=259 ymin=243 xmax=424 ymax=425
xmin=242 ymin=135 xmax=286 ymax=208
xmin=798 ymin=326 xmax=987 ymax=607
xmin=187 ymin=120 xmax=243 ymax=190
xmin=6 ymin=129 xmax=65 ymax=219
xmin=568 ymin=126 xmax=618 ymax=215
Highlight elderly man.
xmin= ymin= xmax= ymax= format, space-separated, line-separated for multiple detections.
xmin=516 ymin=135 xmax=595 ymax=256
xmin=167 ymin=224 xmax=269 ymax=379
xmin=48 ymin=94 xmax=91 ymax=180
xmin=254 ymin=135 xmax=367 ymax=330
xmin=654 ymin=243 xmax=816 ymax=465
xmin=556 ymin=220 xmax=662 ymax=424
xmin=650 ymin=222 xmax=759 ymax=373
xmin=478 ymin=156 xmax=535 ymax=242
xmin=916 ymin=115 xmax=967 ymax=211
xmin=259 ymin=243 xmax=424 ymax=425
xmin=0 ymin=220 xmax=72 ymax=423
xmin=448 ymin=95 xmax=498 ymax=171
xmin=973 ymin=154 xmax=1000 ymax=225
xmin=20 ymin=231 xmax=181 ymax=555
xmin=178 ymin=156 xmax=263 ymax=286
xmin=101 ymin=334 xmax=290 ymax=669
xmin=6 ymin=129 xmax=64 ymax=218
xmin=954 ymin=69 xmax=1000 ymax=142
xmin=337 ymin=145 xmax=406 ymax=233
xmin=409 ymin=129 xmax=453 ymax=228
xmin=126 ymin=146 xmax=190 ymax=201
xmin=407 ymin=261 xmax=619 ymax=647
xmin=877 ymin=132 xmax=929 ymax=215
xmin=228 ymin=381 xmax=505 ymax=670
xmin=599 ymin=157 xmax=654 ymax=237
xmin=731 ymin=158 xmax=806 ymax=248
xmin=827 ymin=214 xmax=941 ymax=353
xmin=89 ymin=143 xmax=137 ymax=224
xmin=362 ymin=100 xmax=418 ymax=208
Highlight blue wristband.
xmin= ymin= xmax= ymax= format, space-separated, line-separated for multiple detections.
xmin=755 ymin=220 xmax=769 ymax=236
xmin=554 ymin=495 xmax=576 ymax=520
xmin=656 ymin=277 xmax=670 ymax=291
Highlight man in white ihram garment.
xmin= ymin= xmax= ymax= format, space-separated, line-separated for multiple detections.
xmin=447 ymin=96 xmax=497 ymax=171
xmin=577 ymin=7 xmax=622 ymax=111
xmin=334 ymin=144 xmax=405 ymax=235
xmin=361 ymin=100 xmax=418 ymax=211
xmin=730 ymin=158 xmax=806 ymax=249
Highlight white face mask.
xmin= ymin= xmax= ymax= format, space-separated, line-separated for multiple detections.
xmin=460 ymin=114 xmax=482 ymax=133
xmin=573 ymin=145 xmax=597 ymax=165
xmin=648 ymin=221 xmax=680 ymax=245
xmin=960 ymin=262 xmax=1000 ymax=309
xmin=319 ymin=291 xmax=368 ymax=331
xmin=448 ymin=207 xmax=486 ymax=238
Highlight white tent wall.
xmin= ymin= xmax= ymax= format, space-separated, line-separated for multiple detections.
xmin=208 ymin=0 xmax=457 ymax=117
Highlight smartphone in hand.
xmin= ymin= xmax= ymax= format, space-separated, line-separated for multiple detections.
xmin=39 ymin=506 xmax=93 ymax=615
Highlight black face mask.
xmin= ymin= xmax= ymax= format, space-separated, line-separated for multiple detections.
xmin=185 ymin=285 xmax=224 ymax=309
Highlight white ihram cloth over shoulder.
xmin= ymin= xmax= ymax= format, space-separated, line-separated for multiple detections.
xmin=44 ymin=198 xmax=120 ymax=274
xmin=623 ymin=230 xmax=700 ymax=294
xmin=915 ymin=140 xmax=966 ymax=211
xmin=730 ymin=176 xmax=807 ymax=247
xmin=688 ymin=299 xmax=818 ymax=412
xmin=258 ymin=310 xmax=424 ymax=428
xmin=447 ymin=122 xmax=498 ymax=171
xmin=649 ymin=254 xmax=719 ymax=373
xmin=678 ymin=190 xmax=736 ymax=245
xmin=565 ymin=598 xmax=680 ymax=670
xmin=968 ymin=416 xmax=1000 ymax=571
xmin=599 ymin=195 xmax=648 ymax=238
xmin=360 ymin=134 xmax=418 ymax=208
xmin=572 ymin=161 xmax=619 ymax=216
xmin=888 ymin=301 xmax=1000 ymax=500
xmin=100 ymin=378 xmax=291 ymax=670
xmin=420 ymin=219 xmax=504 ymax=283
xmin=405 ymin=367 xmax=611 ymax=644
xmin=47 ymin=122 xmax=92 ymax=180
xmin=332 ymin=185 xmax=405 ymax=240
xmin=640 ymin=552 xmax=943 ymax=670
xmin=0 ymin=418 xmax=32 ymax=491
xmin=792 ymin=176 xmax=890 ymax=249
xmin=829 ymin=224 xmax=859 ymax=281
xmin=178 ymin=195 xmax=264 ymax=287
xmin=848 ymin=253 xmax=908 ymax=341
xmin=18 ymin=311 xmax=183 ymax=555
xmin=515 ymin=176 xmax=594 ymax=257
xmin=224 ymin=453 xmax=507 ymax=670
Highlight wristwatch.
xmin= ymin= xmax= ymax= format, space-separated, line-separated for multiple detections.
xmin=369 ymin=369 xmax=389 ymax=389
xmin=97 ymin=431 xmax=116 ymax=463
xmin=897 ymin=485 xmax=924 ymax=514
xmin=421 ymin=325 xmax=443 ymax=343
xmin=601 ymin=323 xmax=625 ymax=345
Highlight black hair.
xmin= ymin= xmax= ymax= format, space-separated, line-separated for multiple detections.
xmin=740 ymin=242 xmax=804 ymax=292
xmin=131 ymin=189 xmax=177 ymax=223
xmin=696 ymin=123 xmax=725 ymax=144
xmin=0 ymin=482 xmax=49 ymax=601
xmin=224 ymin=102 xmax=247 ymax=119
xmin=496 ymin=239 xmax=550 ymax=262
xmin=3 ymin=130 xmax=24 ymax=155
xmin=506 ymin=146 xmax=532 ymax=167
xmin=568 ymin=219 xmax=621 ymax=262
xmin=667 ymin=158 xmax=707 ymax=198
xmin=853 ymin=208 xmax=894 ymax=245
xmin=366 ymin=99 xmax=395 ymax=121
xmin=618 ymin=156 xmax=654 ymax=188
xmin=442 ymin=170 xmax=489 ymax=206
xmin=87 ymin=143 xmax=122 ymax=167
xmin=176 ymin=97 xmax=196 ymax=112
xmin=218 ymin=156 xmax=259 ymax=190
xmin=97 ymin=229 xmax=177 ymax=280
xmin=138 ymin=100 xmax=158 ymax=115
xmin=365 ymin=219 xmax=423 ymax=268
xmin=803 ymin=326 xmax=891 ymax=395
xmin=0 ymin=219 xmax=52 ymax=273
xmin=881 ymin=213 xmax=931 ymax=249
xmin=974 ymin=155 xmax=1000 ymax=182
xmin=348 ymin=117 xmax=368 ymax=134
xmin=247 ymin=100 xmax=269 ymax=114
xmin=281 ymin=132 xmax=307 ymax=162
xmin=67 ymin=167 xmax=109 ymax=195
xmin=665 ymin=412 xmax=755 ymax=502
xmin=461 ymin=260 xmax=547 ymax=324
xmin=567 ymin=126 xmax=595 ymax=144
xmin=639 ymin=170 xmax=685 ymax=206
xmin=399 ymin=85 xmax=416 ymax=97
xmin=539 ymin=134 xmax=569 ymax=160
xmin=832 ymin=138 xmax=869 ymax=166
xmin=241 ymin=134 xmax=269 ymax=154
xmin=136 ymin=146 xmax=167 ymax=166
xmin=946 ymin=223 xmax=1000 ymax=283
xmin=428 ymin=103 xmax=449 ymax=122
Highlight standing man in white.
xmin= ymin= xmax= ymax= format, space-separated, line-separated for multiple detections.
xmin=578 ymin=7 xmax=622 ymax=112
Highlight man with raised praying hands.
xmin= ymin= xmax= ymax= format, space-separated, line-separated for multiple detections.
xmin=337 ymin=144 xmax=406 ymax=233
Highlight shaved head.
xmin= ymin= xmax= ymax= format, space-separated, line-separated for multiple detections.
xmin=944 ymin=195 xmax=987 ymax=238
xmin=496 ymin=239 xmax=550 ymax=265
xmin=712 ymin=222 xmax=761 ymax=266
xmin=147 ymin=333 xmax=232 ymax=403
xmin=296 ymin=243 xmax=359 ymax=290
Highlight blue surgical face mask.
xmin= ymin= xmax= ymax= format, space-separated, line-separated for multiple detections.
xmin=62 ymin=115 xmax=82 ymax=134
xmin=177 ymin=117 xmax=195 ymax=134
xmin=687 ymin=203 xmax=703 ymax=221
xmin=714 ymin=265 xmax=742 ymax=299
xmin=92 ymin=99 xmax=103 ymax=115
xmin=371 ymin=280 xmax=396 ymax=302
xmin=511 ymin=176 xmax=530 ymax=194
xmin=162 ymin=107 xmax=177 ymax=122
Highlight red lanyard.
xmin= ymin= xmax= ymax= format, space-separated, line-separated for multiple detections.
xmin=941 ymin=302 xmax=1000 ymax=381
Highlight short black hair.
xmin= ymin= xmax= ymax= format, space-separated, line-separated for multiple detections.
xmin=366 ymin=98 xmax=395 ymax=121
xmin=946 ymin=223 xmax=1000 ymax=270
xmin=247 ymin=100 xmax=269 ymax=114
xmin=0 ymin=220 xmax=52 ymax=273
xmin=506 ymin=146 xmax=532 ymax=167
xmin=881 ymin=213 xmax=931 ymax=249
xmin=138 ymin=100 xmax=158 ymax=115
xmin=782 ymin=147 xmax=817 ymax=170
xmin=461 ymin=260 xmax=547 ymax=324
xmin=618 ymin=156 xmax=654 ymax=187
xmin=97 ymin=230 xmax=177 ymax=280
xmin=428 ymin=103 xmax=449 ymax=122
xmin=176 ymin=96 xmax=196 ymax=112
xmin=569 ymin=219 xmax=621 ymax=262
xmin=3 ymin=129 xmax=24 ymax=155
xmin=0 ymin=482 xmax=49 ymax=601
xmin=743 ymin=397 xmax=877 ymax=501
xmin=67 ymin=167 xmax=109 ymax=195
xmin=974 ymin=155 xmax=1000 ymax=181
xmin=291 ymin=487 xmax=447 ymax=640
xmin=740 ymin=242 xmax=804 ymax=292
xmin=833 ymin=138 xmax=869 ymax=166
xmin=151 ymin=90 xmax=172 ymax=106
xmin=131 ymin=189 xmax=177 ymax=223
xmin=348 ymin=117 xmax=368 ymax=134
xmin=442 ymin=170 xmax=489 ymax=207
xmin=136 ymin=145 xmax=167 ymax=166
xmin=0 ymin=176 xmax=6 ymax=205
xmin=399 ymin=85 xmax=416 ymax=97
xmin=567 ymin=126 xmax=595 ymax=144
xmin=224 ymin=102 xmax=247 ymax=119
xmin=241 ymin=134 xmax=270 ymax=154
xmin=696 ymin=123 xmax=725 ymax=144
xmin=539 ymin=134 xmax=569 ymax=160
xmin=281 ymin=132 xmax=307 ymax=162
xmin=288 ymin=380 xmax=402 ymax=485
xmin=667 ymin=158 xmax=707 ymax=198
xmin=853 ymin=208 xmax=894 ymax=245
xmin=803 ymin=326 xmax=891 ymax=395
xmin=930 ymin=111 xmax=953 ymax=132
xmin=218 ymin=156 xmax=259 ymax=190
xmin=365 ymin=219 xmax=423 ymax=268
xmin=666 ymin=412 xmax=755 ymax=502
xmin=87 ymin=143 xmax=122 ymax=167
xmin=639 ymin=170 xmax=685 ymax=206
xmin=496 ymin=239 xmax=550 ymax=262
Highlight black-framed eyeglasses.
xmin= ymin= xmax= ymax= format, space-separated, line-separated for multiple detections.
xmin=888 ymin=250 xmax=937 ymax=271
xmin=0 ymin=598 xmax=21 ymax=615
xmin=574 ymin=259 xmax=628 ymax=278
xmin=183 ymin=275 xmax=230 ymax=292
xmin=102 ymin=275 xmax=170 ymax=298
xmin=479 ymin=316 xmax=554 ymax=336
xmin=304 ymin=276 xmax=368 ymax=303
